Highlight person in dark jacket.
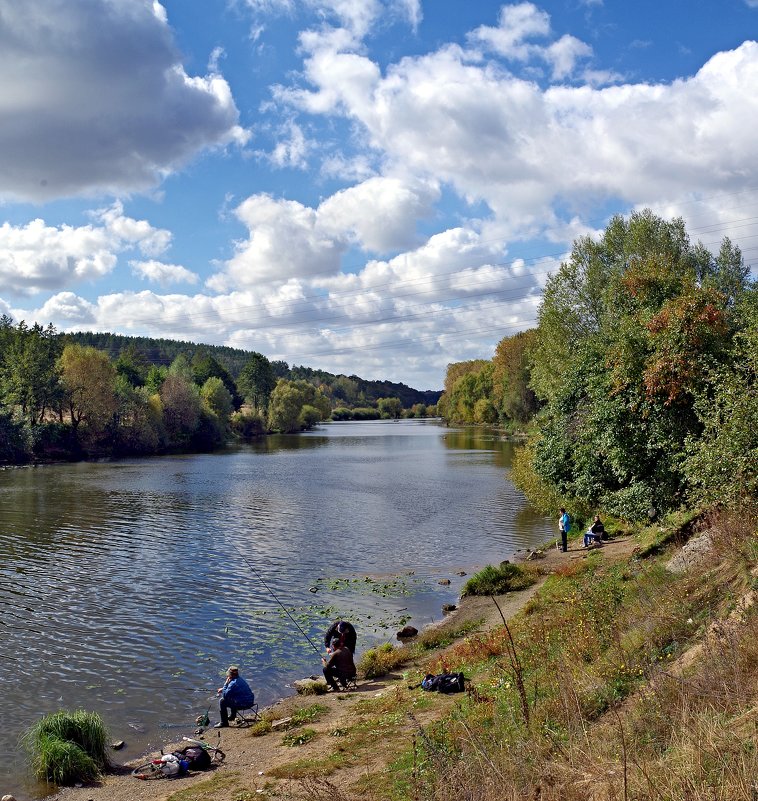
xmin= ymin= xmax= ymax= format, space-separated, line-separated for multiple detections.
xmin=322 ymin=638 xmax=356 ymax=691
xmin=558 ymin=508 xmax=571 ymax=553
xmin=215 ymin=665 xmax=254 ymax=727
xmin=323 ymin=620 xmax=357 ymax=654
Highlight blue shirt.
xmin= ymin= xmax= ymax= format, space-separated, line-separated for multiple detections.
xmin=222 ymin=676 xmax=254 ymax=707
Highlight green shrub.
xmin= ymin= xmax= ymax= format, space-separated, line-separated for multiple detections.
xmin=23 ymin=709 xmax=109 ymax=784
xmin=29 ymin=735 xmax=100 ymax=785
xmin=509 ymin=440 xmax=564 ymax=515
xmin=230 ymin=409 xmax=266 ymax=439
xmin=461 ymin=563 xmax=536 ymax=597
xmin=350 ymin=407 xmax=381 ymax=420
xmin=358 ymin=642 xmax=406 ymax=678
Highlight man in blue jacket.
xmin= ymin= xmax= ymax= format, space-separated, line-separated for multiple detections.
xmin=215 ymin=665 xmax=254 ymax=728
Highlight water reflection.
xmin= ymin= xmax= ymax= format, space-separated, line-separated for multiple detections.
xmin=0 ymin=420 xmax=551 ymax=799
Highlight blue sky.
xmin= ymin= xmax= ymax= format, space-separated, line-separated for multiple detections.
xmin=1 ymin=0 xmax=757 ymax=389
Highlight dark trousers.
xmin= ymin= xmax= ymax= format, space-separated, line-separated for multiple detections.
xmin=219 ymin=698 xmax=238 ymax=724
xmin=323 ymin=666 xmax=351 ymax=691
xmin=561 ymin=530 xmax=568 ymax=552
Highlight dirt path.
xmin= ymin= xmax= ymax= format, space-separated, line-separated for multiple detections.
xmin=46 ymin=537 xmax=639 ymax=801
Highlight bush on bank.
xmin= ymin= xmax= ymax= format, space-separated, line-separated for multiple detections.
xmin=461 ymin=563 xmax=536 ymax=597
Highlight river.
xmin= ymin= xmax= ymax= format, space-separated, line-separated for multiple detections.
xmin=0 ymin=419 xmax=553 ymax=799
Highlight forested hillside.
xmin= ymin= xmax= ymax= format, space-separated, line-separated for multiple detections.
xmin=439 ymin=210 xmax=757 ymax=520
xmin=68 ymin=331 xmax=440 ymax=408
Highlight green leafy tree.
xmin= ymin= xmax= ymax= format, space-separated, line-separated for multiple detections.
xmin=439 ymin=361 xmax=493 ymax=423
xmin=409 ymin=403 xmax=427 ymax=418
xmin=527 ymin=210 xmax=747 ymax=519
xmin=684 ymin=287 xmax=758 ymax=506
xmin=168 ymin=353 xmax=195 ymax=383
xmin=0 ymin=321 xmax=62 ymax=425
xmin=111 ymin=377 xmax=161 ymax=454
xmin=144 ymin=364 xmax=167 ymax=394
xmin=492 ymin=330 xmax=539 ymax=425
xmin=114 ymin=344 xmax=149 ymax=387
xmin=200 ymin=376 xmax=233 ymax=422
xmin=159 ymin=374 xmax=201 ymax=447
xmin=59 ymin=344 xmax=118 ymax=444
xmin=191 ymin=351 xmax=240 ymax=407
xmin=332 ymin=376 xmax=359 ymax=405
xmin=377 ymin=397 xmax=403 ymax=419
xmin=268 ymin=379 xmax=330 ymax=433
xmin=238 ymin=352 xmax=276 ymax=411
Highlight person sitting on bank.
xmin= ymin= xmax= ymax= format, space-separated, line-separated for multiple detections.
xmin=323 ymin=619 xmax=357 ymax=654
xmin=215 ymin=665 xmax=254 ymax=727
xmin=584 ymin=515 xmax=606 ymax=547
xmin=322 ymin=637 xmax=356 ymax=692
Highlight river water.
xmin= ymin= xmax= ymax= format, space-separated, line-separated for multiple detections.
xmin=0 ymin=419 xmax=552 ymax=799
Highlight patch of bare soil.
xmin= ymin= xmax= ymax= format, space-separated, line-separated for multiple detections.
xmin=46 ymin=537 xmax=639 ymax=801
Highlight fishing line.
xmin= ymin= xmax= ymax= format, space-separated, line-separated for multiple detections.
xmin=225 ymin=541 xmax=323 ymax=657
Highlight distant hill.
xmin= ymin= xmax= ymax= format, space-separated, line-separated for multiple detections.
xmin=66 ymin=331 xmax=442 ymax=407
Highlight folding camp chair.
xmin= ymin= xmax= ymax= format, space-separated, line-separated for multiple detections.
xmin=235 ymin=703 xmax=260 ymax=727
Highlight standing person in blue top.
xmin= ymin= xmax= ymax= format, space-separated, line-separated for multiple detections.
xmin=558 ymin=507 xmax=571 ymax=553
xmin=214 ymin=665 xmax=254 ymax=728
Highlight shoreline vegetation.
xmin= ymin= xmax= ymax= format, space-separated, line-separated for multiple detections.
xmin=44 ymin=508 xmax=756 ymax=801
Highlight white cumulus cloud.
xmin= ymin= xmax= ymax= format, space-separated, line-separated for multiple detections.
xmin=131 ymin=260 xmax=199 ymax=286
xmin=210 ymin=177 xmax=441 ymax=289
xmin=0 ymin=0 xmax=249 ymax=202
xmin=0 ymin=204 xmax=172 ymax=294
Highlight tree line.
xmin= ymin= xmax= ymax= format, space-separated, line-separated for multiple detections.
xmin=67 ymin=331 xmax=441 ymax=409
xmin=439 ymin=210 xmax=757 ymax=520
xmin=0 ymin=324 xmax=438 ymax=464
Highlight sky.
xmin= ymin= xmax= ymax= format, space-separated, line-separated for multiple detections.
xmin=1 ymin=0 xmax=758 ymax=390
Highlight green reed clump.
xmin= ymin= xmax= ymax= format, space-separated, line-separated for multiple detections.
xmin=358 ymin=642 xmax=408 ymax=679
xmin=23 ymin=709 xmax=109 ymax=784
xmin=461 ymin=563 xmax=535 ymax=597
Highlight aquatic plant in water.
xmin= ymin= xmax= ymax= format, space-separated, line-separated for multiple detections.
xmin=23 ymin=709 xmax=109 ymax=784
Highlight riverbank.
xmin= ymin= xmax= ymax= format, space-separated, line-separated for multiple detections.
xmin=42 ymin=535 xmax=645 ymax=801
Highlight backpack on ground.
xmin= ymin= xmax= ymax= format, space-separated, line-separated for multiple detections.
xmin=421 ymin=671 xmax=465 ymax=693
xmin=437 ymin=672 xmax=465 ymax=693
xmin=421 ymin=673 xmax=440 ymax=691
xmin=173 ymin=744 xmax=212 ymax=771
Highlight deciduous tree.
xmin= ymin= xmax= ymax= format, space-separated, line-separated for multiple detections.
xmin=59 ymin=344 xmax=118 ymax=443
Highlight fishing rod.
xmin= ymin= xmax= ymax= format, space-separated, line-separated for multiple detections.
xmin=227 ymin=541 xmax=323 ymax=657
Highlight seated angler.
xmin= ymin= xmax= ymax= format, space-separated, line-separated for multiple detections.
xmin=584 ymin=515 xmax=606 ymax=547
xmin=322 ymin=637 xmax=356 ymax=692
xmin=215 ymin=665 xmax=254 ymax=727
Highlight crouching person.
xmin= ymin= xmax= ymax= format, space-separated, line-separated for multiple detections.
xmin=215 ymin=665 xmax=254 ymax=727
xmin=322 ymin=638 xmax=356 ymax=691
